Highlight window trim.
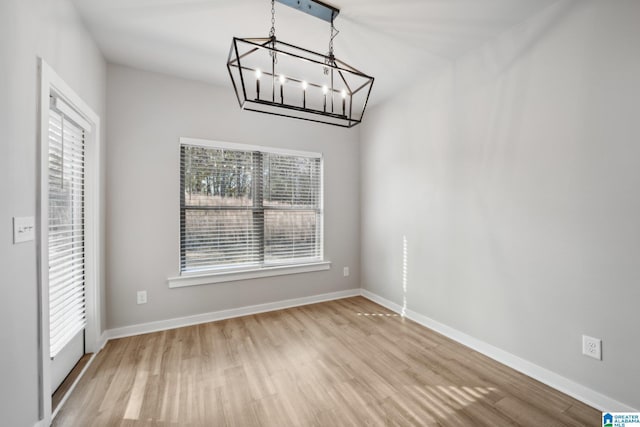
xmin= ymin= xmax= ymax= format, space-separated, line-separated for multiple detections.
xmin=168 ymin=261 xmax=331 ymax=288
xmin=181 ymin=137 xmax=323 ymax=159
xmin=173 ymin=137 xmax=328 ymax=286
xmin=38 ymin=58 xmax=102 ymax=425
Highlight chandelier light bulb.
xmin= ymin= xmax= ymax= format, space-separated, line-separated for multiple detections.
xmin=279 ymin=75 xmax=286 ymax=104
xmin=255 ymin=69 xmax=261 ymax=100
xmin=322 ymin=85 xmax=328 ymax=112
xmin=341 ymin=89 xmax=347 ymax=116
xmin=301 ymin=81 xmax=308 ymax=108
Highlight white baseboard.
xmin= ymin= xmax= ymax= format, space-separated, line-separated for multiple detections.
xmin=87 ymin=331 xmax=109 ymax=355
xmin=56 ymin=286 xmax=636 ymax=421
xmin=106 ymin=288 xmax=361 ymax=340
xmin=98 ymin=331 xmax=109 ymax=350
xmin=360 ymin=289 xmax=637 ymax=412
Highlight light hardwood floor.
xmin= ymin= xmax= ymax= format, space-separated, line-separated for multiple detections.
xmin=53 ymin=297 xmax=600 ymax=426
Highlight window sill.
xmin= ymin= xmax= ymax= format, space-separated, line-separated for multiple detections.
xmin=167 ymin=261 xmax=332 ymax=288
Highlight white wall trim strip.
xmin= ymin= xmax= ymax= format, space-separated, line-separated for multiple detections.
xmin=97 ymin=331 xmax=109 ymax=352
xmin=168 ymin=261 xmax=331 ymax=288
xmin=54 ymin=288 xmax=636 ymax=420
xmin=360 ymin=289 xmax=637 ymax=413
xmin=180 ymin=137 xmax=323 ymax=159
xmin=106 ymin=288 xmax=359 ymax=340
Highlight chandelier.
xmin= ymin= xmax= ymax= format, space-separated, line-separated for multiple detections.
xmin=227 ymin=0 xmax=374 ymax=128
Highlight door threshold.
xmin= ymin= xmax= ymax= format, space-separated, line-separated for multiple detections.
xmin=52 ymin=353 xmax=93 ymax=413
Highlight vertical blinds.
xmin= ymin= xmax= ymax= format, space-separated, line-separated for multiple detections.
xmin=48 ymin=99 xmax=86 ymax=358
xmin=180 ymin=144 xmax=323 ymax=273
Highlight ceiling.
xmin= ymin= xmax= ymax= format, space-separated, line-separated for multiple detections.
xmin=71 ymin=0 xmax=559 ymax=103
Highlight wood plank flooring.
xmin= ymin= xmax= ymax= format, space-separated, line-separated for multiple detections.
xmin=53 ymin=297 xmax=600 ymax=426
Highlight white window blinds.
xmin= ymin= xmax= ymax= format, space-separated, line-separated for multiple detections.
xmin=180 ymin=143 xmax=323 ymax=273
xmin=263 ymin=153 xmax=323 ymax=263
xmin=48 ymin=98 xmax=87 ymax=358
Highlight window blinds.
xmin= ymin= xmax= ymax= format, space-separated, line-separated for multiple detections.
xmin=180 ymin=144 xmax=323 ymax=273
xmin=263 ymin=153 xmax=322 ymax=263
xmin=48 ymin=100 xmax=87 ymax=358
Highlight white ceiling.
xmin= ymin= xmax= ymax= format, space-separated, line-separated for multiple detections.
xmin=71 ymin=0 xmax=559 ymax=103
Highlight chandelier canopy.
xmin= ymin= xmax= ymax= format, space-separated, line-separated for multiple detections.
xmin=227 ymin=0 xmax=374 ymax=128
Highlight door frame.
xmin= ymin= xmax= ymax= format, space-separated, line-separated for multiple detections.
xmin=37 ymin=58 xmax=102 ymax=425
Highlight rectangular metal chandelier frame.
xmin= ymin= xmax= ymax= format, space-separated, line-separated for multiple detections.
xmin=227 ymin=35 xmax=374 ymax=128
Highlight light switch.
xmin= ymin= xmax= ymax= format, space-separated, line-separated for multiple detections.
xmin=13 ymin=216 xmax=35 ymax=243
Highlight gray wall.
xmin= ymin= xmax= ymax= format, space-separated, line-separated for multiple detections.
xmin=3 ymin=0 xmax=637 ymax=422
xmin=360 ymin=0 xmax=640 ymax=409
xmin=106 ymin=64 xmax=360 ymax=329
xmin=0 ymin=0 xmax=106 ymax=425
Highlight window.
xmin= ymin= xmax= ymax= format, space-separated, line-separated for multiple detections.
xmin=180 ymin=140 xmax=323 ymax=275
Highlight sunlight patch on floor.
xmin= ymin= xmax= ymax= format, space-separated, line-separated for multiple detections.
xmin=407 ymin=385 xmax=500 ymax=416
xmin=123 ymin=370 xmax=149 ymax=420
xmin=356 ymin=312 xmax=400 ymax=317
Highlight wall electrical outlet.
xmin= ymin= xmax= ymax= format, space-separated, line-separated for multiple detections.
xmin=343 ymin=267 xmax=350 ymax=277
xmin=582 ymin=335 xmax=602 ymax=360
xmin=137 ymin=290 xmax=147 ymax=305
